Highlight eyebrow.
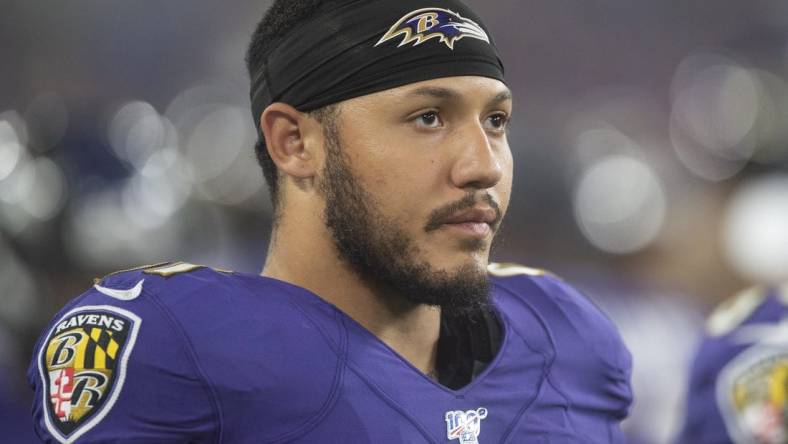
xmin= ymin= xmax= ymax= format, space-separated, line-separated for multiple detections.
xmin=491 ymin=89 xmax=513 ymax=104
xmin=406 ymin=86 xmax=513 ymax=105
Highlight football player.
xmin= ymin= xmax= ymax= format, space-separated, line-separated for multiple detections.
xmin=677 ymin=284 xmax=788 ymax=443
xmin=29 ymin=0 xmax=633 ymax=442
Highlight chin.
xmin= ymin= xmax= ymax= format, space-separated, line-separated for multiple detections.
xmin=429 ymin=253 xmax=489 ymax=276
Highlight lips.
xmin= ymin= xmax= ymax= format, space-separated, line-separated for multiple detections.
xmin=424 ymin=196 xmax=502 ymax=234
xmin=440 ymin=207 xmax=498 ymax=226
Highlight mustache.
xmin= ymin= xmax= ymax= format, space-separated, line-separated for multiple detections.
xmin=424 ymin=193 xmax=503 ymax=232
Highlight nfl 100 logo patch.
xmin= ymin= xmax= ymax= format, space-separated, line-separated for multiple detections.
xmin=38 ymin=305 xmax=141 ymax=444
xmin=445 ymin=407 xmax=488 ymax=444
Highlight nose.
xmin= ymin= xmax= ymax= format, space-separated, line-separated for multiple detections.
xmin=449 ymin=121 xmax=504 ymax=190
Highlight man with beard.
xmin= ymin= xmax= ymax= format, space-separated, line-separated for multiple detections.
xmin=29 ymin=1 xmax=633 ymax=442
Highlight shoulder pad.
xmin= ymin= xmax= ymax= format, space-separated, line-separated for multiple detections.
xmin=92 ymin=262 xmax=234 ymax=302
xmin=31 ymin=262 xmax=224 ymax=442
xmin=490 ymin=260 xmax=633 ymax=414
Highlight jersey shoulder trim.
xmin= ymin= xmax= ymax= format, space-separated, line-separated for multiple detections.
xmin=487 ymin=262 xmax=554 ymax=278
xmin=706 ymin=286 xmax=768 ymax=337
xmin=95 ymin=261 xmax=233 ymax=283
xmin=93 ymin=279 xmax=145 ymax=301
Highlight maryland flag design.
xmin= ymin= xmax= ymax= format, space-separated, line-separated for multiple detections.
xmin=38 ymin=305 xmax=141 ymax=442
xmin=718 ymin=348 xmax=788 ymax=444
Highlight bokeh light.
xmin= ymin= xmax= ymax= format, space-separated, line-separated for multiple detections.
xmin=669 ymin=53 xmax=771 ymax=180
xmin=64 ymin=188 xmax=182 ymax=269
xmin=722 ymin=175 xmax=788 ymax=284
xmin=165 ymin=82 xmax=264 ymax=208
xmin=121 ymin=155 xmax=191 ymax=230
xmin=573 ymin=155 xmax=667 ymax=254
xmin=108 ymin=101 xmax=174 ymax=170
xmin=0 ymin=239 xmax=39 ymax=330
xmin=184 ymin=105 xmax=249 ymax=182
xmin=17 ymin=157 xmax=68 ymax=221
xmin=747 ymin=70 xmax=788 ymax=165
xmin=670 ymin=54 xmax=788 ymax=174
xmin=0 ymin=111 xmax=68 ymax=234
xmin=0 ymin=119 xmax=24 ymax=181
xmin=574 ymin=126 xmax=640 ymax=167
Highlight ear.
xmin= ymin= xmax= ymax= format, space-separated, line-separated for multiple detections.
xmin=259 ymin=103 xmax=321 ymax=180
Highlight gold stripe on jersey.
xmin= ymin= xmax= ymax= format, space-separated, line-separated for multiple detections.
xmin=93 ymin=331 xmax=107 ymax=369
xmin=89 ymin=328 xmax=119 ymax=369
xmin=144 ymin=261 xmax=234 ymax=277
xmin=93 ymin=261 xmax=173 ymax=284
xmin=106 ymin=335 xmax=119 ymax=360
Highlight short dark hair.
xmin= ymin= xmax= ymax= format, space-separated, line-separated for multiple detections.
xmin=246 ymin=0 xmax=335 ymax=212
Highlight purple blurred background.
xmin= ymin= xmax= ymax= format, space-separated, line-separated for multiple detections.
xmin=2 ymin=1 xmax=788 ymax=442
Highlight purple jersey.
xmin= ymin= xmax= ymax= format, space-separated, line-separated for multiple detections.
xmin=29 ymin=262 xmax=632 ymax=443
xmin=677 ymin=286 xmax=788 ymax=444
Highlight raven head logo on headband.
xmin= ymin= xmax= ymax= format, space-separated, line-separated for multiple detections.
xmin=375 ymin=8 xmax=490 ymax=50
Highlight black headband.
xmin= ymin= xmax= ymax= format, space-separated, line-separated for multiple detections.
xmin=250 ymin=0 xmax=506 ymax=129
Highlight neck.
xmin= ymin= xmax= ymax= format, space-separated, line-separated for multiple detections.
xmin=262 ymin=213 xmax=440 ymax=375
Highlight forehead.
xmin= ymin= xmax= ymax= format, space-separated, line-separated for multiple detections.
xmin=346 ymin=76 xmax=512 ymax=108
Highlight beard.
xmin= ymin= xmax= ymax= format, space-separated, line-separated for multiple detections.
xmin=316 ymin=125 xmax=501 ymax=317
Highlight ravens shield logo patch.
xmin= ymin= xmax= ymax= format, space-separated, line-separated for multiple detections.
xmin=717 ymin=346 xmax=788 ymax=444
xmin=38 ymin=305 xmax=141 ymax=443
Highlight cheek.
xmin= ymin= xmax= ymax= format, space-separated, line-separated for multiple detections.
xmin=349 ymin=159 xmax=416 ymax=217
xmin=496 ymin=152 xmax=514 ymax=213
xmin=367 ymin=169 xmax=432 ymax=219
xmin=353 ymin=148 xmax=445 ymax=207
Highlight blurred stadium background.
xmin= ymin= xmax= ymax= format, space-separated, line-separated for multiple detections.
xmin=2 ymin=1 xmax=788 ymax=442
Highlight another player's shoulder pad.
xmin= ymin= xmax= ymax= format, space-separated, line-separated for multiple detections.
xmin=705 ymin=284 xmax=788 ymax=337
xmin=695 ymin=284 xmax=788 ymax=443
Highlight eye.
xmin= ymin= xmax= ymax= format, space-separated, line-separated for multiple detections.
xmin=414 ymin=111 xmax=443 ymax=129
xmin=485 ymin=113 xmax=510 ymax=132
